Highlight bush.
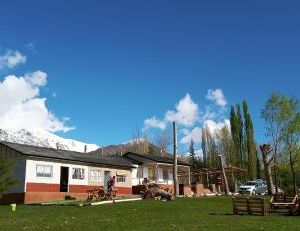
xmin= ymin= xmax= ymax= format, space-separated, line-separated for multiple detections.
xmin=0 ymin=160 xmax=17 ymax=197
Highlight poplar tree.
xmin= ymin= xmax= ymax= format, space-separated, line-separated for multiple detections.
xmin=201 ymin=128 xmax=207 ymax=167
xmin=218 ymin=126 xmax=235 ymax=166
xmin=207 ymin=131 xmax=218 ymax=168
xmin=243 ymin=101 xmax=257 ymax=179
xmin=230 ymin=106 xmax=240 ymax=166
xmin=189 ymin=139 xmax=197 ymax=171
xmin=237 ymin=104 xmax=244 ymax=166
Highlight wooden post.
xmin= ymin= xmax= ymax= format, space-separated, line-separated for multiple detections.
xmin=155 ymin=163 xmax=158 ymax=184
xmin=219 ymin=155 xmax=229 ymax=195
xmin=206 ymin=171 xmax=209 ymax=188
xmin=187 ymin=166 xmax=191 ymax=185
xmin=173 ymin=121 xmax=179 ymax=197
xmin=246 ymin=197 xmax=251 ymax=215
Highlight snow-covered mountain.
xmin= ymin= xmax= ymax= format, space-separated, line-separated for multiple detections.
xmin=0 ymin=128 xmax=99 ymax=153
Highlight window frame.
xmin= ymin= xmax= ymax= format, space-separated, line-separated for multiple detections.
xmin=89 ymin=169 xmax=101 ymax=182
xmin=163 ymin=168 xmax=169 ymax=181
xmin=72 ymin=168 xmax=85 ymax=180
xmin=116 ymin=175 xmax=126 ymax=183
xmin=36 ymin=164 xmax=53 ymax=178
xmin=148 ymin=168 xmax=156 ymax=181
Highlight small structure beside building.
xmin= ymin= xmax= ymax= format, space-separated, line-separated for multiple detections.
xmin=123 ymin=152 xmax=191 ymax=196
xmin=0 ymin=141 xmax=133 ymax=204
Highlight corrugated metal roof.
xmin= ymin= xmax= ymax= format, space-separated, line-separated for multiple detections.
xmin=1 ymin=141 xmax=133 ymax=168
xmin=123 ymin=152 xmax=190 ymax=166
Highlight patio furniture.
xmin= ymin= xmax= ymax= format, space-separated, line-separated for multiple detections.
xmin=270 ymin=193 xmax=298 ymax=212
xmin=232 ymin=196 xmax=267 ymax=216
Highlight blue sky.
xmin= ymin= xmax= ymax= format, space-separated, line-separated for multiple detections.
xmin=0 ymin=0 xmax=300 ymax=153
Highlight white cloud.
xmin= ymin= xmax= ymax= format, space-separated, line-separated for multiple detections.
xmin=180 ymin=127 xmax=202 ymax=144
xmin=143 ymin=91 xmax=230 ymax=152
xmin=144 ymin=116 xmax=166 ymax=130
xmin=165 ymin=94 xmax=199 ymax=126
xmin=187 ymin=149 xmax=203 ymax=158
xmin=203 ymin=119 xmax=230 ymax=134
xmin=180 ymin=119 xmax=230 ymax=144
xmin=0 ymin=71 xmax=74 ymax=133
xmin=206 ymin=89 xmax=227 ymax=107
xmin=144 ymin=93 xmax=199 ymax=130
xmin=0 ymin=50 xmax=26 ymax=70
xmin=200 ymin=105 xmax=216 ymax=122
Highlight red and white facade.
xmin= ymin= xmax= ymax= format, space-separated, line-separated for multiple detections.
xmin=0 ymin=142 xmax=133 ymax=204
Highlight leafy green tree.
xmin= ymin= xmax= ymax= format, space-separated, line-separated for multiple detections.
xmin=201 ymin=128 xmax=207 ymax=167
xmin=282 ymin=111 xmax=300 ymax=195
xmin=206 ymin=127 xmax=218 ymax=168
xmin=261 ymin=93 xmax=299 ymax=192
xmin=217 ymin=126 xmax=235 ymax=166
xmin=236 ymin=104 xmax=245 ymax=167
xmin=189 ymin=139 xmax=197 ymax=172
xmin=0 ymin=160 xmax=17 ymax=198
xmin=230 ymin=106 xmax=240 ymax=166
xmin=243 ymin=101 xmax=257 ymax=179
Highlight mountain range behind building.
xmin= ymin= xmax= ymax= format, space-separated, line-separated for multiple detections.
xmin=0 ymin=128 xmax=167 ymax=156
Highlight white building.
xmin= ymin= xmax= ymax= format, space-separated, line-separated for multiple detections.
xmin=0 ymin=141 xmax=133 ymax=204
xmin=123 ymin=152 xmax=191 ymax=195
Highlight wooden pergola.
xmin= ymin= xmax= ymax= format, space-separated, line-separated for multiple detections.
xmin=183 ymin=165 xmax=247 ymax=192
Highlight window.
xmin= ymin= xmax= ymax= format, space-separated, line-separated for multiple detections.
xmin=148 ymin=168 xmax=156 ymax=181
xmin=36 ymin=165 xmax=53 ymax=178
xmin=117 ymin=175 xmax=126 ymax=183
xmin=72 ymin=168 xmax=85 ymax=180
xmin=89 ymin=169 xmax=101 ymax=182
xmin=163 ymin=168 xmax=168 ymax=180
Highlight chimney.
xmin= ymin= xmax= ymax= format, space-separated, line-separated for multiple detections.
xmin=56 ymin=142 xmax=59 ymax=150
xmin=84 ymin=145 xmax=87 ymax=153
xmin=160 ymin=149 xmax=164 ymax=157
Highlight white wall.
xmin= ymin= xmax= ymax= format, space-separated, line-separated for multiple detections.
xmin=25 ymin=159 xmax=89 ymax=187
xmin=131 ymin=165 xmax=174 ymax=186
xmin=131 ymin=165 xmax=139 ymax=186
xmin=157 ymin=167 xmax=164 ymax=183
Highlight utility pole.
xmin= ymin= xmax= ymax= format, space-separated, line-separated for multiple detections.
xmin=219 ymin=154 xmax=229 ymax=195
xmin=173 ymin=121 xmax=179 ymax=197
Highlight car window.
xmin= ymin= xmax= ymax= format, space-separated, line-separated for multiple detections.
xmin=245 ymin=182 xmax=257 ymax=186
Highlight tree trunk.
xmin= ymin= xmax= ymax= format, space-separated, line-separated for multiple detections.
xmin=219 ymin=155 xmax=230 ymax=195
xmin=273 ymin=144 xmax=278 ymax=193
xmin=289 ymin=151 xmax=297 ymax=195
xmin=262 ymin=154 xmax=274 ymax=195
xmin=260 ymin=144 xmax=274 ymax=195
xmin=256 ymin=156 xmax=261 ymax=179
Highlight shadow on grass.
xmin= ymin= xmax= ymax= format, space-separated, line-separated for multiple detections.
xmin=209 ymin=213 xmax=234 ymax=216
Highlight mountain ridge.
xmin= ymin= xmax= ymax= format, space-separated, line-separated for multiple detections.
xmin=0 ymin=128 xmax=99 ymax=153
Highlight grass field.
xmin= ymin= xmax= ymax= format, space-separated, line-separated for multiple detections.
xmin=0 ymin=197 xmax=299 ymax=231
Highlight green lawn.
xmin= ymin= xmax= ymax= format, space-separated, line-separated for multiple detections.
xmin=0 ymin=197 xmax=299 ymax=231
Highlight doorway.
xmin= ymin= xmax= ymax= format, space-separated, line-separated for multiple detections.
xmin=60 ymin=167 xmax=69 ymax=192
xmin=179 ymin=184 xmax=184 ymax=195
xmin=104 ymin=171 xmax=111 ymax=189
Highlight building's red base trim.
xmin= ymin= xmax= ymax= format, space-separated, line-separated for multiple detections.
xmin=69 ymin=184 xmax=132 ymax=194
xmin=26 ymin=183 xmax=60 ymax=192
xmin=26 ymin=183 xmax=132 ymax=195
xmin=69 ymin=185 xmax=100 ymax=193
xmin=2 ymin=183 xmax=133 ymax=204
